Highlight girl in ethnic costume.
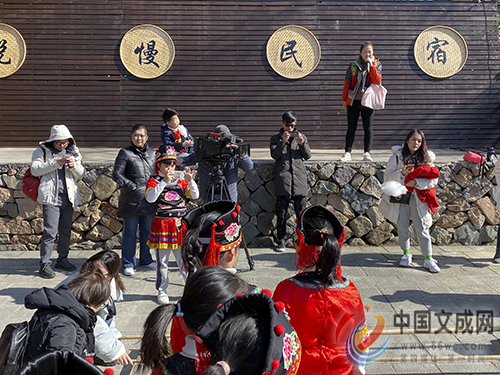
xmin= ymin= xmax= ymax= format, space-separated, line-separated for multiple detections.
xmin=146 ymin=145 xmax=199 ymax=305
xmin=273 ymin=205 xmax=368 ymax=375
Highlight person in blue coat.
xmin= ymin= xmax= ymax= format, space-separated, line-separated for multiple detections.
xmin=160 ymin=108 xmax=195 ymax=156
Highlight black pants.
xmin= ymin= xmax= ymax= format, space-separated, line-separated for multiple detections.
xmin=276 ymin=195 xmax=307 ymax=241
xmin=345 ymin=100 xmax=374 ymax=153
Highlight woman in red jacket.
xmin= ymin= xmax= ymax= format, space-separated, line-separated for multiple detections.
xmin=273 ymin=206 xmax=368 ymax=375
xmin=341 ymin=42 xmax=382 ymax=163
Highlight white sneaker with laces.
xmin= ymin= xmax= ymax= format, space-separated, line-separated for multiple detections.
xmin=157 ymin=291 xmax=170 ymax=305
xmin=423 ymin=258 xmax=440 ymax=273
xmin=123 ymin=267 xmax=135 ymax=276
xmin=363 ymin=152 xmax=374 ymax=162
xmin=340 ymin=152 xmax=351 ymax=162
xmin=146 ymin=261 xmax=157 ymax=269
xmin=399 ymin=253 xmax=413 ymax=267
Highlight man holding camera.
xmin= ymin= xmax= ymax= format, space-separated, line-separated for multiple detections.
xmin=270 ymin=111 xmax=312 ymax=252
xmin=181 ymin=124 xmax=254 ymax=203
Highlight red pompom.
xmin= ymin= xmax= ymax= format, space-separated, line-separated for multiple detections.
xmin=219 ymin=219 xmax=225 ymax=226
xmin=232 ymin=211 xmax=237 ymax=218
xmin=272 ymin=359 xmax=280 ymax=373
xmin=236 ymin=293 xmax=244 ymax=297
xmin=262 ymin=372 xmax=271 ymax=375
xmin=236 ymin=205 xmax=241 ymax=212
xmin=274 ymin=324 xmax=285 ymax=336
xmin=261 ymin=289 xmax=272 ymax=297
xmin=217 ymin=303 xmax=222 ymax=308
xmin=274 ymin=302 xmax=285 ymax=313
xmin=86 ymin=357 xmax=94 ymax=364
xmin=104 ymin=370 xmax=114 ymax=375
xmin=295 ymin=218 xmax=299 ymax=224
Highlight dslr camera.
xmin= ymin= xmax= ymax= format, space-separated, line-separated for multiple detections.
xmin=289 ymin=130 xmax=299 ymax=138
xmin=194 ymin=131 xmax=250 ymax=164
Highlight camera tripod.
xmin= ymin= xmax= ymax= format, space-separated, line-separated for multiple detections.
xmin=206 ymin=162 xmax=255 ymax=271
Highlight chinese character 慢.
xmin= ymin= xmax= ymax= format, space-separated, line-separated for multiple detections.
xmin=426 ymin=37 xmax=449 ymax=65
xmin=134 ymin=40 xmax=159 ymax=68
xmin=455 ymin=309 xmax=474 ymax=334
xmin=0 ymin=39 xmax=12 ymax=65
xmin=414 ymin=310 xmax=431 ymax=333
xmin=394 ymin=309 xmax=410 ymax=334
xmin=435 ymin=309 xmax=453 ymax=334
xmin=280 ymin=40 xmax=302 ymax=68
xmin=476 ymin=310 xmax=493 ymax=333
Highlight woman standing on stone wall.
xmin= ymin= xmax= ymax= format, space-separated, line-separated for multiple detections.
xmin=30 ymin=124 xmax=85 ymax=279
xmin=379 ymin=129 xmax=441 ymax=273
xmin=340 ymin=41 xmax=382 ymax=163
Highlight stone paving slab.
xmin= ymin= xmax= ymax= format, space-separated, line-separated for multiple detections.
xmin=0 ymin=244 xmax=499 ymax=375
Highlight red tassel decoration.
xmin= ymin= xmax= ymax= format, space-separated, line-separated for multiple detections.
xmin=201 ymin=223 xmax=221 ymax=267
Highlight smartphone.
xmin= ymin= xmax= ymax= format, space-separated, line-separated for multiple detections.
xmin=289 ymin=130 xmax=299 ymax=138
xmin=172 ymin=171 xmax=185 ymax=180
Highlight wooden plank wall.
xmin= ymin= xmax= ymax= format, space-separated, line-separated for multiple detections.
xmin=1 ymin=0 xmax=499 ymax=150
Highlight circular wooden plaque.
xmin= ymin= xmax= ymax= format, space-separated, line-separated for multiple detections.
xmin=266 ymin=25 xmax=321 ymax=80
xmin=414 ymin=26 xmax=467 ymax=78
xmin=120 ymin=24 xmax=175 ymax=79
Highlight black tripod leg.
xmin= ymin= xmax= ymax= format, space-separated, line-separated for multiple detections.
xmin=241 ymin=231 xmax=255 ymax=271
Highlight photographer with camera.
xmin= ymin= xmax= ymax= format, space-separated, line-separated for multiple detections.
xmin=270 ymin=111 xmax=312 ymax=252
xmin=181 ymin=125 xmax=253 ymax=203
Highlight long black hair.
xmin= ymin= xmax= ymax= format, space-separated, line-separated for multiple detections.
xmin=139 ymin=267 xmax=251 ymax=371
xmin=303 ymin=215 xmax=341 ymax=286
xmin=201 ymin=314 xmax=267 ymax=375
xmin=401 ymin=128 xmax=432 ymax=166
xmin=80 ymin=250 xmax=125 ymax=293
xmin=182 ymin=210 xmax=237 ymax=275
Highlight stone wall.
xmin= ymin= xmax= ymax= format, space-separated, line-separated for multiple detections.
xmin=0 ymin=161 xmax=498 ymax=251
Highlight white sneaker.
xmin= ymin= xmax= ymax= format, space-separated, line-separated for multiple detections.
xmin=399 ymin=253 xmax=413 ymax=267
xmin=340 ymin=152 xmax=351 ymax=162
xmin=157 ymin=291 xmax=170 ymax=305
xmin=363 ymin=152 xmax=374 ymax=162
xmin=423 ymin=258 xmax=440 ymax=273
xmin=123 ymin=267 xmax=135 ymax=276
xmin=146 ymin=261 xmax=157 ymax=269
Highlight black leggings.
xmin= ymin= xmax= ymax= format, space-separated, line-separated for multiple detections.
xmin=345 ymin=100 xmax=374 ymax=153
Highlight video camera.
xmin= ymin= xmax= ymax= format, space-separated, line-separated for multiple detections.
xmin=487 ymin=147 xmax=498 ymax=163
xmin=194 ymin=131 xmax=250 ymax=164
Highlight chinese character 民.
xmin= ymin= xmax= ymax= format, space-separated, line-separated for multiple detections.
xmin=426 ymin=37 xmax=449 ymax=65
xmin=456 ymin=309 xmax=474 ymax=334
xmin=394 ymin=309 xmax=410 ymax=334
xmin=134 ymin=40 xmax=159 ymax=68
xmin=435 ymin=309 xmax=453 ymax=334
xmin=0 ymin=39 xmax=12 ymax=65
xmin=280 ymin=40 xmax=302 ymax=68
xmin=476 ymin=310 xmax=493 ymax=334
xmin=414 ymin=310 xmax=431 ymax=333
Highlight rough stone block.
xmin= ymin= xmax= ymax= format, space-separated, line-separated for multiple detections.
xmin=72 ymin=215 xmax=91 ymax=232
xmin=0 ymin=187 xmax=14 ymax=204
xmin=105 ymin=233 xmax=123 ymax=250
xmin=430 ymin=226 xmax=453 ymax=246
xmin=366 ymin=206 xmax=386 ymax=228
xmin=365 ymin=222 xmax=394 ymax=245
xmin=255 ymin=163 xmax=275 ymax=182
xmin=338 ymin=184 xmax=359 ymax=204
xmin=249 ymin=235 xmax=275 ymax=248
xmin=453 ymin=222 xmax=481 ymax=245
xmin=256 ymin=211 xmax=276 ymax=236
xmin=91 ymin=175 xmax=117 ymax=201
xmin=462 ymin=177 xmax=493 ymax=202
xmin=475 ymin=196 xmax=500 ymax=225
xmin=348 ymin=215 xmax=373 ymax=238
xmin=2 ymin=175 xmax=21 ymax=190
xmin=453 ymin=167 xmax=473 ymax=188
xmin=309 ymin=194 xmax=327 ymax=206
xmin=16 ymin=198 xmax=42 ymax=220
xmin=243 ymin=169 xmax=264 ymax=192
xmin=435 ymin=211 xmax=468 ymax=229
xmin=332 ymin=166 xmax=357 ymax=188
xmin=479 ymin=225 xmax=498 ymax=243
xmin=242 ymin=222 xmax=260 ymax=245
xmin=312 ymin=180 xmax=338 ymax=195
xmin=359 ymin=176 xmax=382 ymax=199
xmin=100 ymin=214 xmax=123 ymax=233
xmin=351 ymin=193 xmax=377 ymax=215
xmin=327 ymin=194 xmax=356 ymax=219
xmin=251 ymin=186 xmax=276 ymax=213
xmin=468 ymin=206 xmax=485 ymax=230
xmin=241 ymin=198 xmax=261 ymax=217
xmin=350 ymin=173 xmax=365 ymax=190
xmin=86 ymin=224 xmax=114 ymax=242
xmin=77 ymin=180 xmax=94 ymax=205
xmin=446 ymin=197 xmax=470 ymax=212
xmin=316 ymin=163 xmax=336 ymax=180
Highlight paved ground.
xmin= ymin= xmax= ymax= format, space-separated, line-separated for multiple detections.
xmin=0 ymin=147 xmax=468 ymax=165
xmin=1 ymin=244 xmax=499 ymax=375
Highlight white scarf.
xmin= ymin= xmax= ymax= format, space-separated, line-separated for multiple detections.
xmin=169 ymin=124 xmax=188 ymax=138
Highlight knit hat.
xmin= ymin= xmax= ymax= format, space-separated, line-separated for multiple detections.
xmin=213 ymin=125 xmax=242 ymax=143
xmin=162 ymin=107 xmax=179 ymax=123
xmin=155 ymin=145 xmax=177 ymax=164
xmin=295 ymin=205 xmax=345 ymax=280
xmin=195 ymin=293 xmax=301 ymax=375
xmin=181 ymin=200 xmax=242 ymax=266
xmin=44 ymin=125 xmax=74 ymax=143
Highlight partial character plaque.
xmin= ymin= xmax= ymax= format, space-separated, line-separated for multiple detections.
xmin=0 ymin=23 xmax=27 ymax=78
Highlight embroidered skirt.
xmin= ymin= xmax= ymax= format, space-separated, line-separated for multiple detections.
xmin=147 ymin=217 xmax=182 ymax=249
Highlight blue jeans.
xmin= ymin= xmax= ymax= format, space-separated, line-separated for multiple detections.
xmin=121 ymin=215 xmax=154 ymax=269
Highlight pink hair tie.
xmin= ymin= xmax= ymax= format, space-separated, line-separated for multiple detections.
xmin=216 ymin=361 xmax=230 ymax=375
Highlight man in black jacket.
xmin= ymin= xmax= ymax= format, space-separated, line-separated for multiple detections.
xmin=113 ymin=124 xmax=156 ymax=276
xmin=270 ymin=112 xmax=312 ymax=252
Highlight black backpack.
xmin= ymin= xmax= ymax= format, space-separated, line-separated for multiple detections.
xmin=0 ymin=321 xmax=31 ymax=375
